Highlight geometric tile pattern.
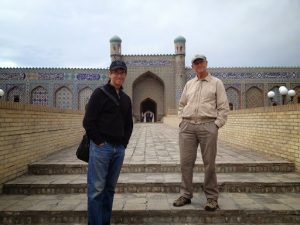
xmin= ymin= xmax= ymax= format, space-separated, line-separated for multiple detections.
xmin=226 ymin=87 xmax=240 ymax=109
xmin=55 ymin=87 xmax=73 ymax=109
xmin=0 ymin=60 xmax=299 ymax=112
xmin=78 ymin=87 xmax=92 ymax=111
xmin=7 ymin=86 xmax=23 ymax=103
xmin=246 ymin=86 xmax=264 ymax=108
xmin=213 ymin=71 xmax=300 ymax=79
xmin=31 ymin=86 xmax=48 ymax=106
xmin=292 ymin=86 xmax=300 ymax=104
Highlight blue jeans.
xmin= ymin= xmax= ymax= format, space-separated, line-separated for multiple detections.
xmin=88 ymin=140 xmax=125 ymax=225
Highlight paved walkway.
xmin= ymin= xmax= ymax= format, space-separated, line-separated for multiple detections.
xmin=1 ymin=123 xmax=299 ymax=225
xmin=37 ymin=123 xmax=288 ymax=165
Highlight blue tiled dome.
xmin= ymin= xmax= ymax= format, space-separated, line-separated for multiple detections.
xmin=174 ymin=36 xmax=186 ymax=43
xmin=110 ymin=35 xmax=122 ymax=42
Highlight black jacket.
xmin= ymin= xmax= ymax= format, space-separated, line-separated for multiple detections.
xmin=83 ymin=83 xmax=133 ymax=148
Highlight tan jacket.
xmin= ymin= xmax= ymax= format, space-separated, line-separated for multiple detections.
xmin=178 ymin=73 xmax=229 ymax=128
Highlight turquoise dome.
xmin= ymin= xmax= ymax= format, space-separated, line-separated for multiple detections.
xmin=174 ymin=36 xmax=186 ymax=43
xmin=110 ymin=35 xmax=122 ymax=43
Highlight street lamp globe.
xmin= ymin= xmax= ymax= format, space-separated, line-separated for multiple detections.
xmin=0 ymin=89 xmax=4 ymax=97
xmin=288 ymin=89 xmax=296 ymax=97
xmin=267 ymin=91 xmax=275 ymax=98
xmin=279 ymin=86 xmax=288 ymax=95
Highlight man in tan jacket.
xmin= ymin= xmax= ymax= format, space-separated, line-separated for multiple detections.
xmin=173 ymin=54 xmax=229 ymax=211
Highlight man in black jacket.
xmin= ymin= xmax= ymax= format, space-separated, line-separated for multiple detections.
xmin=83 ymin=60 xmax=133 ymax=225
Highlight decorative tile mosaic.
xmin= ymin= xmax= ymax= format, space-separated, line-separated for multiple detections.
xmin=125 ymin=60 xmax=172 ymax=66
xmin=31 ymin=86 xmax=48 ymax=106
xmin=77 ymin=84 xmax=97 ymax=91
xmin=187 ymin=71 xmax=300 ymax=80
xmin=54 ymin=84 xmax=73 ymax=92
xmin=6 ymin=84 xmax=25 ymax=93
xmin=77 ymin=73 xmax=100 ymax=80
xmin=291 ymin=83 xmax=300 ymax=89
xmin=214 ymin=72 xmax=300 ymax=79
xmin=246 ymin=87 xmax=264 ymax=108
xmin=176 ymin=90 xmax=182 ymax=101
xmin=0 ymin=73 xmax=25 ymax=80
xmin=26 ymin=72 xmax=38 ymax=80
xmin=7 ymin=86 xmax=25 ymax=103
xmin=294 ymin=87 xmax=300 ymax=103
xmin=245 ymin=83 xmax=264 ymax=92
xmin=226 ymin=87 xmax=240 ymax=109
xmin=78 ymin=87 xmax=93 ymax=111
xmin=38 ymin=72 xmax=64 ymax=80
xmin=55 ymin=87 xmax=73 ymax=109
xmin=186 ymin=71 xmax=195 ymax=81
xmin=224 ymin=83 xmax=241 ymax=91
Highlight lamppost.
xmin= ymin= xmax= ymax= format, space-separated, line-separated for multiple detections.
xmin=0 ymin=89 xmax=4 ymax=100
xmin=267 ymin=86 xmax=296 ymax=105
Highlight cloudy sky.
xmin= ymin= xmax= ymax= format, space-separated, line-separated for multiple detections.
xmin=0 ymin=0 xmax=299 ymax=68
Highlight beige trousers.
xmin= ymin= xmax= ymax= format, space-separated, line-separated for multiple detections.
xmin=179 ymin=120 xmax=219 ymax=200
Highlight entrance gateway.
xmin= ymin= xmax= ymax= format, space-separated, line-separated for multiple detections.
xmin=140 ymin=98 xmax=157 ymax=122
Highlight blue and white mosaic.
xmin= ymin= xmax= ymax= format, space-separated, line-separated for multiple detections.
xmin=214 ymin=72 xmax=300 ymax=79
xmin=76 ymin=73 xmax=108 ymax=82
xmin=126 ymin=60 xmax=172 ymax=66
xmin=38 ymin=72 xmax=64 ymax=80
xmin=187 ymin=71 xmax=300 ymax=80
xmin=225 ymin=83 xmax=241 ymax=91
xmin=0 ymin=73 xmax=26 ymax=80
xmin=77 ymin=73 xmax=100 ymax=80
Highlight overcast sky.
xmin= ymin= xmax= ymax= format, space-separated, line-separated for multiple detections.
xmin=0 ymin=0 xmax=299 ymax=69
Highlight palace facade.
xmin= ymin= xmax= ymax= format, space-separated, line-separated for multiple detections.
xmin=0 ymin=36 xmax=300 ymax=121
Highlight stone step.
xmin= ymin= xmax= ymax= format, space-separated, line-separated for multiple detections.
xmin=3 ymin=172 xmax=300 ymax=194
xmin=7 ymin=223 xmax=300 ymax=225
xmin=28 ymin=161 xmax=295 ymax=175
xmin=0 ymin=193 xmax=299 ymax=224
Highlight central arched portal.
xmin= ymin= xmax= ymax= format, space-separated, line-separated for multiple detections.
xmin=141 ymin=98 xmax=157 ymax=122
xmin=132 ymin=71 xmax=164 ymax=122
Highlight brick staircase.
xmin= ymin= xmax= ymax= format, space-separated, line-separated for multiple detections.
xmin=0 ymin=124 xmax=300 ymax=224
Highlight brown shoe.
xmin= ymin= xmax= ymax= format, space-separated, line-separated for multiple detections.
xmin=204 ymin=199 xmax=219 ymax=211
xmin=173 ymin=196 xmax=191 ymax=207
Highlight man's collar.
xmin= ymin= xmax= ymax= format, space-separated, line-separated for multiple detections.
xmin=194 ymin=73 xmax=212 ymax=82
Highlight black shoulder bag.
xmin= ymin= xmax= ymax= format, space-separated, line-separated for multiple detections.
xmin=76 ymin=86 xmax=120 ymax=162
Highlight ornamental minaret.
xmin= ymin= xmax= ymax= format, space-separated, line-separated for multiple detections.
xmin=174 ymin=36 xmax=186 ymax=105
xmin=110 ymin=35 xmax=122 ymax=61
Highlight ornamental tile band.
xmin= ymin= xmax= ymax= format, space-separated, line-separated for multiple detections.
xmin=224 ymin=83 xmax=241 ymax=91
xmin=76 ymin=73 xmax=101 ymax=80
xmin=125 ymin=60 xmax=171 ymax=66
xmin=38 ymin=72 xmax=64 ymax=80
xmin=0 ymin=73 xmax=26 ymax=80
xmin=187 ymin=72 xmax=300 ymax=80
xmin=213 ymin=72 xmax=300 ymax=79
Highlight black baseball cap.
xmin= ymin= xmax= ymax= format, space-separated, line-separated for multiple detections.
xmin=109 ymin=60 xmax=127 ymax=72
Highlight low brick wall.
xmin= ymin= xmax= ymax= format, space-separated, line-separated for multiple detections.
xmin=0 ymin=102 xmax=84 ymax=192
xmin=219 ymin=104 xmax=300 ymax=171
xmin=163 ymin=104 xmax=300 ymax=171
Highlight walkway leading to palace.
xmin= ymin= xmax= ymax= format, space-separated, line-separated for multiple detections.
xmin=0 ymin=123 xmax=300 ymax=225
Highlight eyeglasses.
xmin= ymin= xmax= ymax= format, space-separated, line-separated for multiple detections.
xmin=111 ymin=70 xmax=127 ymax=76
xmin=193 ymin=60 xmax=205 ymax=65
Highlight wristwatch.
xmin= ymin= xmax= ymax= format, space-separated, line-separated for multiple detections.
xmin=98 ymin=142 xmax=106 ymax=147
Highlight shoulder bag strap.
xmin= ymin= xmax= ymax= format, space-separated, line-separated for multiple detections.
xmin=100 ymin=86 xmax=120 ymax=106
